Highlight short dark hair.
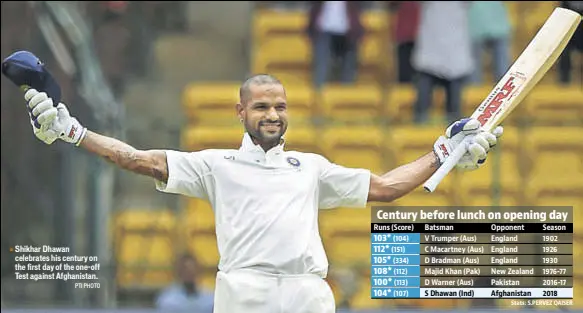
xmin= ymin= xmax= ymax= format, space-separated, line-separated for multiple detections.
xmin=239 ymin=74 xmax=283 ymax=104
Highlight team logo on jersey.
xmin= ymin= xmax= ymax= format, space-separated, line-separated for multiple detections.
xmin=287 ymin=157 xmax=300 ymax=167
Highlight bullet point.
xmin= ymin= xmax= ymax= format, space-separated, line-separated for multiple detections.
xmin=10 ymin=247 xmax=13 ymax=252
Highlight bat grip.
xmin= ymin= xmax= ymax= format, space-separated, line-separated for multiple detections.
xmin=423 ymin=136 xmax=471 ymax=192
xmin=20 ymin=85 xmax=49 ymax=129
xmin=20 ymin=85 xmax=57 ymax=108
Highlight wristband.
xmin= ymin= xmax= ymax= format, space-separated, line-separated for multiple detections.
xmin=75 ymin=127 xmax=88 ymax=146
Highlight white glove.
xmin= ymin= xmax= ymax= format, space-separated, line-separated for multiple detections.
xmin=25 ymin=89 xmax=87 ymax=146
xmin=433 ymin=118 xmax=504 ymax=171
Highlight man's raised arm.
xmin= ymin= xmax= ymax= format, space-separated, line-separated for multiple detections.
xmin=23 ymin=88 xmax=169 ymax=183
xmin=368 ymin=118 xmax=503 ymax=203
xmin=80 ymin=131 xmax=168 ymax=183
xmin=368 ymin=152 xmax=439 ymax=202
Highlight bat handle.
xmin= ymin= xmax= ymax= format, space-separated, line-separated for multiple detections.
xmin=20 ymin=85 xmax=42 ymax=129
xmin=423 ymin=136 xmax=471 ymax=192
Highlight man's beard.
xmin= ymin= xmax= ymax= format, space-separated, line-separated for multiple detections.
xmin=246 ymin=120 xmax=286 ymax=146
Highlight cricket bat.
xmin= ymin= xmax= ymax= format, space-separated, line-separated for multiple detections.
xmin=424 ymin=7 xmax=582 ymax=193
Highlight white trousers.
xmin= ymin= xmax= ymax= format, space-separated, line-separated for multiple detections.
xmin=213 ymin=269 xmax=336 ymax=313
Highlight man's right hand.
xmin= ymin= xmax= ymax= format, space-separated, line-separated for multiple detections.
xmin=25 ymin=89 xmax=87 ymax=146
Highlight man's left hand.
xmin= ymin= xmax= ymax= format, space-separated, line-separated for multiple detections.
xmin=433 ymin=118 xmax=504 ymax=171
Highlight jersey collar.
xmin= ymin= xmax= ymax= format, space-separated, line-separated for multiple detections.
xmin=240 ymin=132 xmax=285 ymax=155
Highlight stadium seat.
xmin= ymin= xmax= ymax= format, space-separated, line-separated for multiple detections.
xmin=261 ymin=69 xmax=312 ymax=87
xmin=393 ymin=192 xmax=456 ymax=207
xmin=187 ymin=229 xmax=220 ymax=270
xmin=390 ymin=125 xmax=456 ymax=202
xmin=184 ymin=83 xmax=314 ymax=125
xmin=385 ymin=84 xmax=446 ymax=123
xmin=182 ymin=82 xmax=241 ymax=124
xmin=114 ymin=210 xmax=177 ymax=289
xmin=319 ymin=84 xmax=384 ymax=122
xmin=389 ymin=126 xmax=442 ymax=164
xmin=252 ymin=35 xmax=311 ymax=85
xmin=461 ymin=84 xmax=491 ymax=117
xmin=523 ymin=85 xmax=583 ymax=125
xmin=319 ymin=208 xmax=371 ymax=240
xmin=282 ymin=84 xmax=315 ymax=121
xmin=283 ymin=125 xmax=320 ymax=154
xmin=320 ymin=125 xmax=387 ymax=174
xmin=252 ymin=11 xmax=307 ymax=45
xmin=526 ymin=127 xmax=583 ymax=280
xmin=181 ymin=126 xmax=243 ymax=151
xmin=183 ymin=125 xmax=318 ymax=154
xmin=319 ymin=126 xmax=387 ymax=225
xmin=351 ymin=276 xmax=385 ymax=309
xmin=326 ymin=232 xmax=370 ymax=267
xmin=457 ymin=126 xmax=524 ymax=206
xmin=361 ymin=11 xmax=389 ymax=36
xmin=574 ymin=238 xmax=583 ymax=276
xmin=186 ymin=199 xmax=215 ymax=231
xmin=359 ymin=11 xmax=391 ymax=84
xmin=504 ymin=1 xmax=525 ymax=61
xmin=358 ymin=35 xmax=387 ymax=84
xmin=576 ymin=197 xmax=583 ymax=235
xmin=573 ymin=276 xmax=583 ymax=308
xmin=525 ymin=192 xmax=583 ymax=233
xmin=524 ymin=126 xmax=583 ymax=190
xmin=458 ymin=190 xmax=522 ymax=208
xmin=569 ymin=51 xmax=583 ymax=85
xmin=504 ymin=1 xmax=520 ymax=29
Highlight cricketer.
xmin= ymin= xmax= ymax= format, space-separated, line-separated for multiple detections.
xmin=22 ymin=73 xmax=503 ymax=313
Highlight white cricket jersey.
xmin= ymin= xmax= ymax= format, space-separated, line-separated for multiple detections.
xmin=156 ymin=133 xmax=371 ymax=278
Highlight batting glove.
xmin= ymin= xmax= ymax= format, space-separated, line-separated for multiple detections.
xmin=24 ymin=89 xmax=87 ymax=146
xmin=433 ymin=118 xmax=504 ymax=171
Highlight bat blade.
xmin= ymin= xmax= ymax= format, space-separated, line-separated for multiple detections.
xmin=1 ymin=50 xmax=61 ymax=105
xmin=471 ymin=7 xmax=582 ymax=132
xmin=424 ymin=7 xmax=582 ymax=193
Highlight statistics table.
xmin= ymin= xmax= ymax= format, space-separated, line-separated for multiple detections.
xmin=370 ymin=206 xmax=573 ymax=299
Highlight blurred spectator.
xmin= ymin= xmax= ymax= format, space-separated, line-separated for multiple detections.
xmin=156 ymin=253 xmax=214 ymax=312
xmin=468 ymin=1 xmax=512 ymax=84
xmin=307 ymin=1 xmax=364 ymax=89
xmin=93 ymin=1 xmax=131 ymax=99
xmin=411 ymin=1 xmax=474 ymax=124
xmin=388 ymin=1 xmax=420 ymax=83
xmin=558 ymin=1 xmax=583 ymax=85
